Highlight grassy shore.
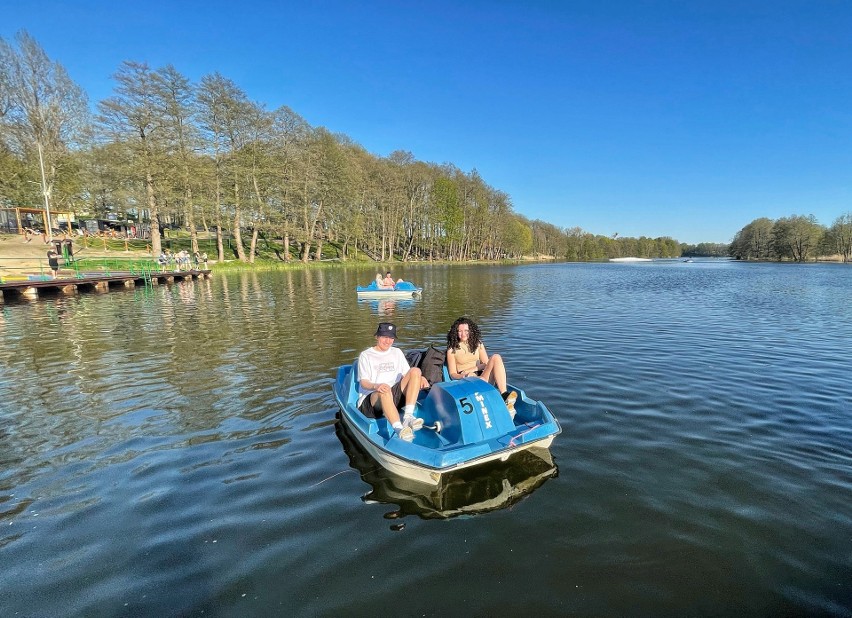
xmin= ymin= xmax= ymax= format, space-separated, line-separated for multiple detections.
xmin=0 ymin=233 xmax=429 ymax=279
xmin=0 ymin=231 xmax=562 ymax=280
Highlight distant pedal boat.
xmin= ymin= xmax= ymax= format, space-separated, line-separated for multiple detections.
xmin=332 ymin=363 xmax=561 ymax=485
xmin=355 ymin=280 xmax=422 ymax=298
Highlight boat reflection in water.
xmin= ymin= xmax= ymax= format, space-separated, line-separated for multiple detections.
xmin=334 ymin=414 xmax=558 ymax=520
xmin=356 ymin=297 xmax=416 ymax=316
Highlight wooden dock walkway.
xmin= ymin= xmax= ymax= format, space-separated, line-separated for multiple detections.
xmin=0 ymin=269 xmax=212 ymax=302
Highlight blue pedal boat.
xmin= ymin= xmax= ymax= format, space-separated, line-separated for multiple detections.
xmin=355 ymin=280 xmax=422 ymax=299
xmin=332 ymin=363 xmax=561 ymax=485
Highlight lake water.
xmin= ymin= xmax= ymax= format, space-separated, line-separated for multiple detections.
xmin=1 ymin=260 xmax=850 ymax=617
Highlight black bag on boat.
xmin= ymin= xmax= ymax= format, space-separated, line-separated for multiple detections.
xmin=418 ymin=345 xmax=446 ymax=385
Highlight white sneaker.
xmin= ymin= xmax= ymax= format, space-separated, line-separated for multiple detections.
xmin=402 ymin=414 xmax=424 ymax=431
xmin=397 ymin=425 xmax=414 ymax=442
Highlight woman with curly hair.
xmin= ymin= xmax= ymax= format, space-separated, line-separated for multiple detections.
xmin=446 ymin=317 xmax=517 ymax=416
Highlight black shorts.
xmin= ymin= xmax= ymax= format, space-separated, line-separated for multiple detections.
xmin=359 ymin=382 xmax=404 ymax=419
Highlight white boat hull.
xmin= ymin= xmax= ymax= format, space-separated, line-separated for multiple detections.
xmin=339 ymin=410 xmax=556 ymax=486
xmin=355 ymin=290 xmax=421 ymax=299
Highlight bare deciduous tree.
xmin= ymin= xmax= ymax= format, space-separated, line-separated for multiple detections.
xmin=0 ymin=30 xmax=88 ymax=235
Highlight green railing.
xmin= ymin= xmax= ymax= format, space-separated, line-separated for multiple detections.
xmin=72 ymin=257 xmax=160 ymax=285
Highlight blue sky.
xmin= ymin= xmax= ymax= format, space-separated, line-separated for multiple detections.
xmin=3 ymin=0 xmax=851 ymax=244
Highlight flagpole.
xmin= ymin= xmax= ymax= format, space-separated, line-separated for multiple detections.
xmin=37 ymin=140 xmax=53 ymax=241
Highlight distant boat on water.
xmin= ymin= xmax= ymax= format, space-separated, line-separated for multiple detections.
xmin=609 ymin=257 xmax=653 ymax=262
xmin=355 ymin=280 xmax=422 ymax=298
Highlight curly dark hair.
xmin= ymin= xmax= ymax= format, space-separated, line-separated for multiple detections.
xmin=447 ymin=316 xmax=481 ymax=352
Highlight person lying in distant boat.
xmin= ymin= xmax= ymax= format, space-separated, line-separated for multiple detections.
xmin=446 ymin=316 xmax=517 ymax=416
xmin=357 ymin=322 xmax=429 ymax=441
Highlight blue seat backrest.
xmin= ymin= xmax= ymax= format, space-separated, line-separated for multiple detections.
xmin=346 ymin=361 xmax=359 ymax=404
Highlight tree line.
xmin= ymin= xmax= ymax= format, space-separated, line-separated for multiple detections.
xmin=730 ymin=214 xmax=852 ymax=263
xmin=1 ymin=31 xmax=695 ymax=263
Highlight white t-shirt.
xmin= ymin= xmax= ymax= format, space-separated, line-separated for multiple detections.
xmin=357 ymin=346 xmax=410 ymax=406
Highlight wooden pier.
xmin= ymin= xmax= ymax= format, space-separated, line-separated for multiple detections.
xmin=0 ymin=269 xmax=212 ymax=302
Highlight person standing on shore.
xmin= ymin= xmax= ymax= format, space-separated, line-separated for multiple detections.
xmin=47 ymin=248 xmax=60 ymax=279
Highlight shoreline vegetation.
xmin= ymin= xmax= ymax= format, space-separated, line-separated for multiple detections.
xmin=1 ymin=31 xmax=700 ymax=268
xmin=1 ymin=32 xmax=850 ymax=268
xmin=0 ymin=230 xmax=565 ymax=276
xmin=1 ymin=231 xmax=847 ymax=283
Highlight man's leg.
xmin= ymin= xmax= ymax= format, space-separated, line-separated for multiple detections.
xmin=399 ymin=367 xmax=423 ymax=406
xmin=399 ymin=368 xmax=424 ymax=430
xmin=370 ymin=390 xmax=401 ymax=425
xmin=376 ymin=384 xmax=415 ymax=441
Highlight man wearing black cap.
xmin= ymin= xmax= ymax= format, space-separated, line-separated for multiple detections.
xmin=357 ymin=322 xmax=429 ymax=441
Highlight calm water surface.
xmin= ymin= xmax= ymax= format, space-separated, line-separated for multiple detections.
xmin=1 ymin=261 xmax=850 ymax=617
